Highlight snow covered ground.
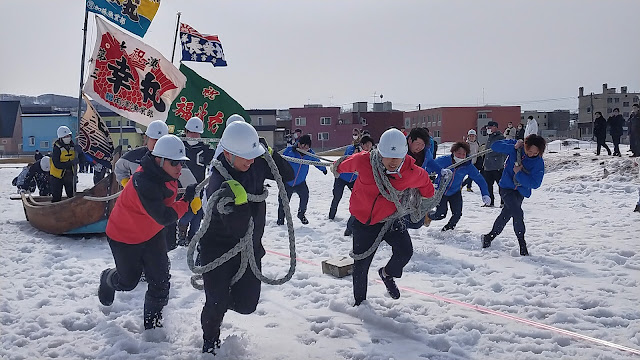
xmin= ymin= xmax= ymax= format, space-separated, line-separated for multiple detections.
xmin=1 ymin=142 xmax=639 ymax=359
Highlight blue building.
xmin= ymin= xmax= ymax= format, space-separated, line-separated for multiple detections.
xmin=22 ymin=113 xmax=78 ymax=154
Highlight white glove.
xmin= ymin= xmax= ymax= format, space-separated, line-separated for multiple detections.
xmin=330 ymin=161 xmax=340 ymax=178
xmin=482 ymin=195 xmax=491 ymax=205
xmin=441 ymin=168 xmax=453 ymax=178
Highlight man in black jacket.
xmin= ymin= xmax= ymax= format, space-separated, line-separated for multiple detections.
xmin=200 ymin=121 xmax=294 ymax=354
xmin=630 ymin=104 xmax=640 ymax=157
xmin=593 ymin=112 xmax=611 ymax=155
xmin=50 ymin=126 xmax=83 ymax=202
xmin=607 ymin=108 xmax=625 ymax=156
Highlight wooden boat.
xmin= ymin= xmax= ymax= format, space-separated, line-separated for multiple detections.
xmin=16 ymin=172 xmax=119 ymax=235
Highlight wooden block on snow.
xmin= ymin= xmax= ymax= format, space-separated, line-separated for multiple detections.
xmin=322 ymin=256 xmax=354 ymax=278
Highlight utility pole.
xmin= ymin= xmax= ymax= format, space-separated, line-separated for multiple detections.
xmin=590 ymin=92 xmax=594 ymax=140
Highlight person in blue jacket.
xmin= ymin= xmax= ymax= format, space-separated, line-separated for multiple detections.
xmin=330 ymin=135 xmax=374 ymax=236
xmin=424 ymin=142 xmax=491 ymax=231
xmin=278 ymin=134 xmax=327 ymax=225
xmin=482 ymin=135 xmax=546 ymax=256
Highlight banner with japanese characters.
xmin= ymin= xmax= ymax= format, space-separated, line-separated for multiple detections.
xmin=180 ymin=23 xmax=227 ymax=66
xmin=86 ymin=0 xmax=160 ymax=38
xmin=77 ymin=93 xmax=115 ymax=168
xmin=166 ymin=64 xmax=249 ymax=138
xmin=84 ymin=16 xmax=186 ymax=127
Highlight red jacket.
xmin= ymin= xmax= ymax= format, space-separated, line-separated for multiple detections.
xmin=337 ymin=151 xmax=434 ymax=225
xmin=106 ymin=155 xmax=189 ymax=244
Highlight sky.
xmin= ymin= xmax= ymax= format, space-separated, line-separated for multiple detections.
xmin=1 ymin=0 xmax=639 ymax=112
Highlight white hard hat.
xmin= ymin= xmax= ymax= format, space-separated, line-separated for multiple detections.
xmin=226 ymin=114 xmax=245 ymax=125
xmin=151 ymin=135 xmax=189 ymax=161
xmin=468 ymin=129 xmax=477 ymax=135
xmin=145 ymin=120 xmax=169 ymax=139
xmin=220 ymin=121 xmax=265 ymax=159
xmin=57 ymin=126 xmax=72 ymax=139
xmin=40 ymin=156 xmax=51 ymax=172
xmin=185 ymin=117 xmax=204 ymax=133
xmin=378 ymin=128 xmax=408 ymax=158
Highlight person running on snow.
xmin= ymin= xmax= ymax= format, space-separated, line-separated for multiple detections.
xmin=406 ymin=127 xmax=440 ymax=172
xmin=482 ymin=134 xmax=546 ymax=256
xmin=98 ymin=135 xmax=199 ymax=330
xmin=277 ymin=134 xmax=328 ymax=225
xmin=177 ymin=117 xmax=215 ymax=246
xmin=462 ymin=129 xmax=485 ymax=192
xmin=199 ymin=121 xmax=293 ymax=354
xmin=49 ymin=126 xmax=83 ymax=202
xmin=424 ymin=142 xmax=491 ymax=231
xmin=329 ymin=135 xmax=374 ymax=233
xmin=335 ymin=128 xmax=435 ymax=306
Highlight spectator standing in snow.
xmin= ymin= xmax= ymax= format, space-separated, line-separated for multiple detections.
xmin=277 ymin=134 xmax=327 ymax=225
xmin=482 ymin=134 xmax=546 ymax=256
xmin=424 ymin=142 xmax=491 ymax=231
xmin=593 ymin=112 xmax=611 ymax=156
xmin=329 ymin=135 xmax=374 ymax=237
xmin=335 ymin=128 xmax=435 ymax=305
xmin=98 ymin=135 xmax=197 ymax=330
xmin=463 ymin=129 xmax=484 ymax=192
xmin=629 ymin=104 xmax=640 ymax=158
xmin=177 ymin=117 xmax=215 ymax=246
xmin=482 ymin=121 xmax=506 ymax=207
xmin=50 ymin=126 xmax=83 ymax=202
xmin=199 ymin=121 xmax=293 ymax=354
xmin=504 ymin=122 xmax=516 ymax=140
xmin=607 ymin=108 xmax=624 ymax=156
xmin=524 ymin=115 xmax=539 ymax=138
xmin=515 ymin=123 xmax=525 ymax=140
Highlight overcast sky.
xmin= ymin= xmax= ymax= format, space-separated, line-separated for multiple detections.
xmin=1 ymin=0 xmax=638 ymax=112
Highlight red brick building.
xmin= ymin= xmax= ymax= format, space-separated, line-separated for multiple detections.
xmin=403 ymin=106 xmax=521 ymax=144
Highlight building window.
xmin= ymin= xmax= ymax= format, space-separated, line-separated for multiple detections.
xmin=607 ymin=108 xmax=612 ymax=113
xmin=119 ymin=138 xmax=129 ymax=146
xmin=40 ymin=141 xmax=49 ymax=149
xmin=317 ymin=132 xmax=329 ymax=141
xmin=28 ymin=136 xmax=35 ymax=146
xmin=623 ymin=102 xmax=630 ymax=107
xmin=586 ymin=107 xmax=591 ymax=113
xmin=404 ymin=117 xmax=411 ymax=128
xmin=478 ymin=113 xmax=487 ymax=119
xmin=614 ymin=98 xmax=620 ymax=103
xmin=257 ymin=117 xmax=263 ymax=126
xmin=624 ymin=112 xmax=629 ymax=117
xmin=295 ymin=117 xmax=306 ymax=126
xmin=634 ymin=96 xmax=639 ymax=102
xmin=106 ymin=120 xmax=112 ymax=127
xmin=607 ymin=98 xmax=612 ymax=103
xmin=320 ymin=117 xmax=331 ymax=125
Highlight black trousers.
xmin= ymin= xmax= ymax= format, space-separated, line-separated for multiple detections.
xmin=489 ymin=187 xmax=526 ymax=239
xmin=50 ymin=175 xmax=74 ymax=202
xmin=482 ymin=169 xmax=503 ymax=206
xmin=462 ymin=162 xmax=483 ymax=189
xmin=596 ymin=136 xmax=611 ymax=155
xmin=329 ymin=178 xmax=354 ymax=217
xmin=106 ymin=229 xmax=170 ymax=314
xmin=612 ymin=134 xmax=621 ymax=155
xmin=277 ymin=182 xmax=309 ymax=220
xmin=201 ymin=249 xmax=263 ymax=342
xmin=351 ymin=219 xmax=412 ymax=304
xmin=429 ymin=190 xmax=463 ymax=228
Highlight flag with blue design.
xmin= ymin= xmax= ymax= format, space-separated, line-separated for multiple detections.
xmin=180 ymin=23 xmax=227 ymax=66
xmin=77 ymin=93 xmax=115 ymax=169
xmin=86 ymin=0 xmax=160 ymax=38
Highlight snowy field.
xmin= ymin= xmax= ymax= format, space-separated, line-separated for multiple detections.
xmin=1 ymin=142 xmax=639 ymax=359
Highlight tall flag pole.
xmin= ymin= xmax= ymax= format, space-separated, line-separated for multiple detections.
xmin=75 ymin=6 xmax=90 ymax=195
xmin=170 ymin=12 xmax=182 ymax=64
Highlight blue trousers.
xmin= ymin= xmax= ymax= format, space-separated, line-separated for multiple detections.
xmin=277 ymin=181 xmax=309 ymax=220
xmin=179 ymin=208 xmax=204 ymax=240
xmin=351 ymin=219 xmax=412 ymax=304
xmin=428 ymin=191 xmax=463 ymax=228
xmin=489 ymin=187 xmax=525 ymax=239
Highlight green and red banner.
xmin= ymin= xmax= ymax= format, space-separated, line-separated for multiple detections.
xmin=166 ymin=64 xmax=250 ymax=138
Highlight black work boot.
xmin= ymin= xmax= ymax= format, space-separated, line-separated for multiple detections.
xmin=482 ymin=234 xmax=495 ymax=248
xmin=203 ymin=338 xmax=221 ymax=354
xmin=518 ymin=238 xmax=529 ymax=256
xmin=441 ymin=223 xmax=455 ymax=231
xmin=144 ymin=309 xmax=163 ymax=330
xmin=634 ymin=205 xmax=640 ymax=213
xmin=177 ymin=224 xmax=189 ymax=246
xmin=98 ymin=268 xmax=116 ymax=306
xmin=297 ymin=213 xmax=309 ymax=225
xmin=378 ymin=267 xmax=400 ymax=299
xmin=328 ymin=207 xmax=337 ymax=220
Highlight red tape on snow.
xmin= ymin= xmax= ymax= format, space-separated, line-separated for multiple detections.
xmin=265 ymin=249 xmax=640 ymax=356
